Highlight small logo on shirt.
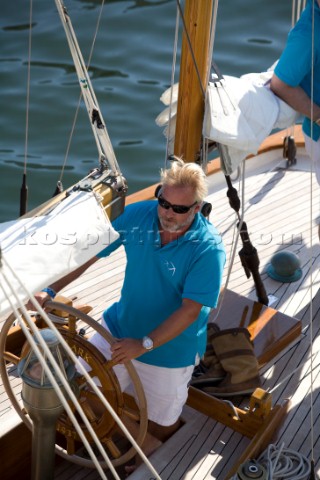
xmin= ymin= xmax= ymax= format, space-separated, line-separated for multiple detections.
xmin=164 ymin=260 xmax=176 ymax=276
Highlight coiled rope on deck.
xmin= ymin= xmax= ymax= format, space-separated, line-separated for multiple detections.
xmin=231 ymin=443 xmax=311 ymax=480
xmin=258 ymin=443 xmax=311 ymax=480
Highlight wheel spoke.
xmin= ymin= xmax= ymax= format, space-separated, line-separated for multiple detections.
xmin=79 ymin=397 xmax=99 ymax=425
xmin=66 ymin=436 xmax=76 ymax=455
xmin=102 ymin=437 xmax=122 ymax=459
xmin=3 ymin=351 xmax=20 ymax=364
xmin=123 ymin=406 xmax=141 ymax=422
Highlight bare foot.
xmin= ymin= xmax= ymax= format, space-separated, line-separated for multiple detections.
xmin=124 ymin=464 xmax=136 ymax=475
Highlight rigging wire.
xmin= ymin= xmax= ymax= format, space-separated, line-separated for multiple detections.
xmin=164 ymin=1 xmax=220 ymax=171
xmin=170 ymin=0 xmax=219 ymax=171
xmin=202 ymin=0 xmax=219 ymax=173
xmin=165 ymin=4 xmax=180 ymax=168
xmin=264 ymin=2 xmax=317 ymax=473
xmin=307 ymin=1 xmax=316 ymax=474
xmin=176 ymin=0 xmax=206 ymax=100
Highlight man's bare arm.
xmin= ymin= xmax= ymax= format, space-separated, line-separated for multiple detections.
xmin=31 ymin=256 xmax=99 ymax=307
xmin=49 ymin=256 xmax=99 ymax=293
xmin=270 ymin=74 xmax=320 ymax=121
xmin=111 ymin=298 xmax=203 ymax=363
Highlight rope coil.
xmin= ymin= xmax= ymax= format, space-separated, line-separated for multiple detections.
xmin=231 ymin=443 xmax=311 ymax=480
xmin=258 ymin=443 xmax=311 ymax=479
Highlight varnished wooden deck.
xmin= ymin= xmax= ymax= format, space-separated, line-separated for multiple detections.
xmin=1 ymin=139 xmax=320 ymax=479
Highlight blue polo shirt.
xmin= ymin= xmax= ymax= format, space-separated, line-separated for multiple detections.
xmin=97 ymin=201 xmax=225 ymax=368
xmin=274 ymin=0 xmax=320 ymax=141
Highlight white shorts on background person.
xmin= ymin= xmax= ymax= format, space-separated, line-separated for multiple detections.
xmin=78 ymin=326 xmax=194 ymax=426
xmin=304 ymin=132 xmax=320 ymax=185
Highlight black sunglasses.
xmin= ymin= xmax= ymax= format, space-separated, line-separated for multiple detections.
xmin=157 ymin=195 xmax=198 ymax=214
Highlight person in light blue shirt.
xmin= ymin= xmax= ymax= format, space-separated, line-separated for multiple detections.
xmin=97 ymin=198 xmax=224 ymax=369
xmin=90 ymin=158 xmax=225 ymax=441
xmin=271 ymin=0 xmax=320 ymax=183
xmin=43 ymin=157 xmax=225 ymax=466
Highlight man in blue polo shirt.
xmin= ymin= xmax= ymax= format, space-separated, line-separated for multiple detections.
xmin=39 ymin=158 xmax=225 ymax=467
xmin=271 ymin=0 xmax=320 ymax=183
xmin=97 ymin=193 xmax=223 ymax=370
xmin=89 ymin=158 xmax=225 ymax=450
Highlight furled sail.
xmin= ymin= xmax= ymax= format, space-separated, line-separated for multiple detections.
xmin=156 ymin=68 xmax=299 ymax=174
xmin=0 ymin=190 xmax=119 ymax=316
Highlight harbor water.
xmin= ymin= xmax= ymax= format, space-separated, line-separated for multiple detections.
xmin=0 ymin=0 xmax=293 ymax=222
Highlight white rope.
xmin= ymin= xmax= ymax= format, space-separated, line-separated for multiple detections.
xmin=267 ymin=352 xmax=319 ymax=395
xmin=230 ymin=443 xmax=311 ymax=480
xmin=0 ymin=253 xmax=161 ymax=479
xmin=258 ymin=443 xmax=311 ymax=479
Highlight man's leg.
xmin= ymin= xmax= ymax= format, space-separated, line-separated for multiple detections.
xmin=124 ymin=418 xmax=181 ymax=474
xmin=148 ymin=417 xmax=182 ymax=442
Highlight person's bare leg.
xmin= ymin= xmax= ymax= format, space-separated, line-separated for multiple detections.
xmin=124 ymin=418 xmax=181 ymax=474
xmin=148 ymin=417 xmax=182 ymax=442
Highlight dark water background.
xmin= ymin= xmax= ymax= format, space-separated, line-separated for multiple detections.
xmin=0 ymin=0 xmax=293 ymax=222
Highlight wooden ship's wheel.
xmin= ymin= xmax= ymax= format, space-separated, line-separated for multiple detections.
xmin=0 ymin=301 xmax=148 ymax=468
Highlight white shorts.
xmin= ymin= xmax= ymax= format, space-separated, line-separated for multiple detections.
xmin=80 ymin=327 xmax=194 ymax=427
xmin=304 ymin=132 xmax=320 ymax=185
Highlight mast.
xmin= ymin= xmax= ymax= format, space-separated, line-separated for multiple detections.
xmin=174 ymin=0 xmax=214 ymax=162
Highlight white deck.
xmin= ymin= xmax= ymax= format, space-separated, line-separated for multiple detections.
xmin=1 ymin=145 xmax=320 ymax=479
